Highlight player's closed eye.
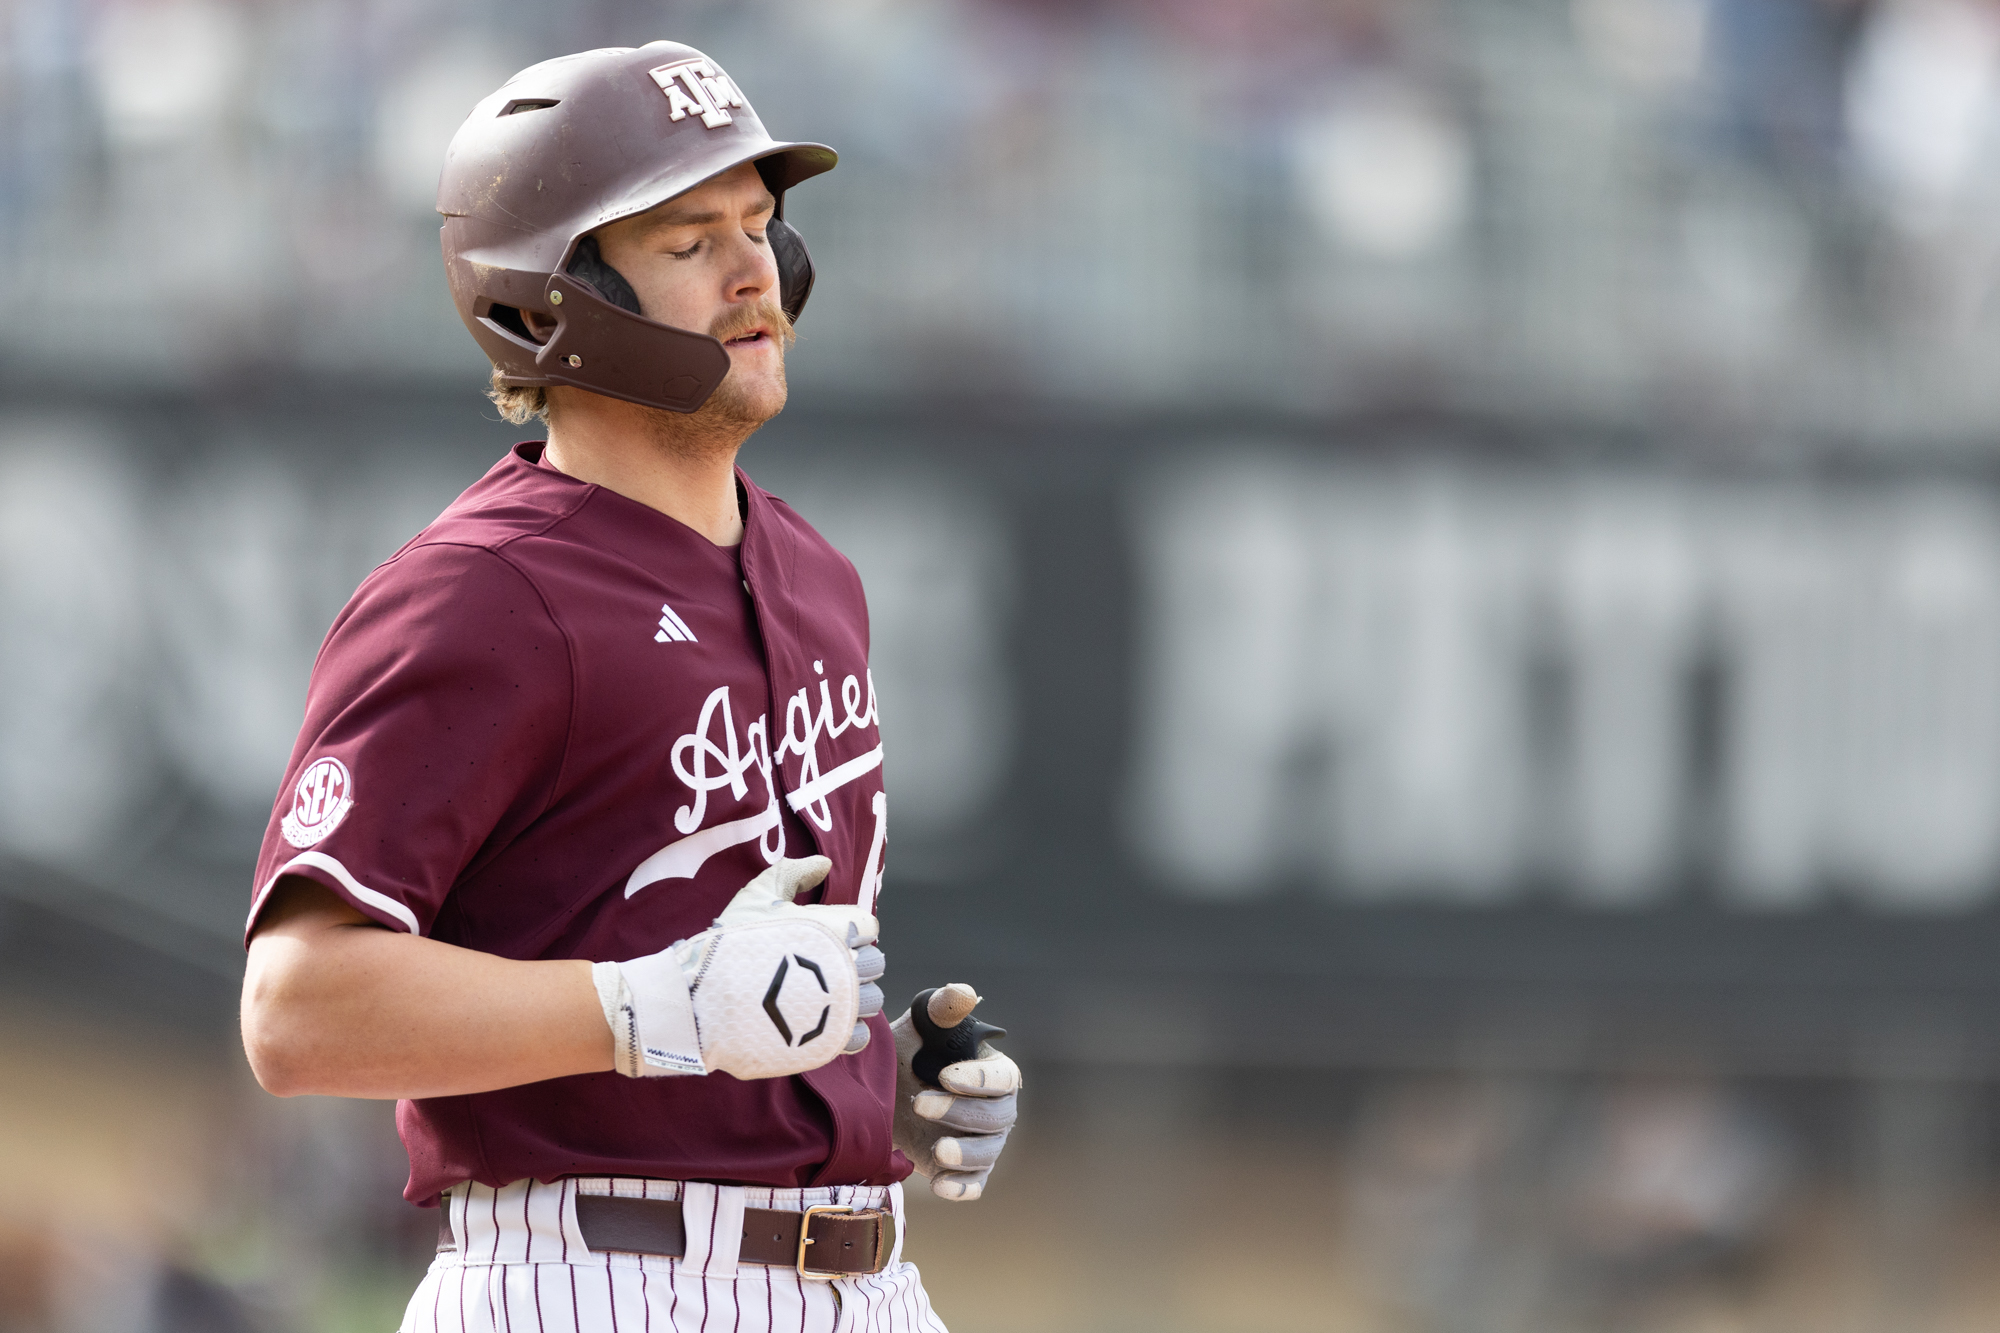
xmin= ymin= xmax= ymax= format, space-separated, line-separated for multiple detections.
xmin=667 ymin=222 xmax=769 ymax=259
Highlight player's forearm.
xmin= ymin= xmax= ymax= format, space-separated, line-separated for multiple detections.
xmin=242 ymin=887 xmax=612 ymax=1099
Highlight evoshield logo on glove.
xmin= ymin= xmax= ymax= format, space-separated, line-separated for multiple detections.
xmin=762 ymin=954 xmax=832 ymax=1046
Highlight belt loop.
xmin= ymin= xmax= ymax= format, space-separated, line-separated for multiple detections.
xmin=885 ymin=1181 xmax=906 ymax=1269
xmin=435 ymin=1188 xmax=458 ymax=1253
xmin=558 ymin=1179 xmax=589 ymax=1258
xmin=677 ymin=1183 xmax=745 ymax=1278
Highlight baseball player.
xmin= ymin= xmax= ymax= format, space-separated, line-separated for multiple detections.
xmin=238 ymin=43 xmax=1017 ymax=1333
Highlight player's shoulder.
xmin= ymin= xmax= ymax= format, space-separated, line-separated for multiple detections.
xmin=363 ymin=445 xmax=587 ymax=591
xmin=407 ymin=442 xmax=591 ymax=555
xmin=335 ymin=446 xmax=586 ymax=633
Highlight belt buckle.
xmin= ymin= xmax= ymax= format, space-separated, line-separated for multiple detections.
xmin=796 ymin=1204 xmax=857 ymax=1281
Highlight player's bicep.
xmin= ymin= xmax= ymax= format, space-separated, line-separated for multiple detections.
xmin=242 ymin=875 xmax=406 ymax=1095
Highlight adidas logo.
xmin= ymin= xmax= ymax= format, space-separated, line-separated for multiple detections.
xmin=653 ymin=603 xmax=697 ymax=644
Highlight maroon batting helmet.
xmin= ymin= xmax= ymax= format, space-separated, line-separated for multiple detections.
xmin=437 ymin=43 xmax=837 ymax=414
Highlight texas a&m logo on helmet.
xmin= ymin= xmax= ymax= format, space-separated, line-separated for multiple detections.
xmin=281 ymin=757 xmax=355 ymax=849
xmin=649 ymin=57 xmax=747 ymax=129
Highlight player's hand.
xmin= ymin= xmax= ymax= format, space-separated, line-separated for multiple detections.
xmin=592 ymin=856 xmax=883 ymax=1081
xmin=890 ymin=985 xmax=1019 ymax=1201
xmin=709 ymin=858 xmax=885 ymax=1051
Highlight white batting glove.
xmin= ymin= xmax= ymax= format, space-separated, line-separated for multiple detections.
xmin=890 ymin=986 xmax=1019 ymax=1201
xmin=592 ymin=856 xmax=883 ymax=1081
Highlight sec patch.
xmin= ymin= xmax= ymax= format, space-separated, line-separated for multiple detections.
xmin=281 ymin=757 xmax=355 ymax=849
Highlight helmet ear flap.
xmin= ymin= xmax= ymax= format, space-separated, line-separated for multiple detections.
xmin=769 ymin=215 xmax=815 ymax=322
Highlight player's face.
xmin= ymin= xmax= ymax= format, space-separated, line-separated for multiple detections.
xmin=591 ymin=162 xmax=792 ymax=424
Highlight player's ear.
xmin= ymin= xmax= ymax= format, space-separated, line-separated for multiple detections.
xmin=520 ymin=309 xmax=557 ymax=344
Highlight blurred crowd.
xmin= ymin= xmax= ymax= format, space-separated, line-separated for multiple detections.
xmin=0 ymin=0 xmax=1998 ymax=429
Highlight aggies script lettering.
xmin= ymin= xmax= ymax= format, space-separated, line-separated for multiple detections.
xmin=623 ymin=664 xmax=886 ymax=907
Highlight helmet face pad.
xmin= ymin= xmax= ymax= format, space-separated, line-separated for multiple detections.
xmin=767 ymin=216 xmax=816 ymax=323
xmin=564 ymin=236 xmax=643 ymax=317
xmin=437 ymin=43 xmax=835 ymax=414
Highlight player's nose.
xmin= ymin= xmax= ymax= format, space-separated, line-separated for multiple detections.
xmin=724 ymin=228 xmax=779 ymax=303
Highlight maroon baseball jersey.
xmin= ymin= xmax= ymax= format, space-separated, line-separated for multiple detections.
xmin=247 ymin=443 xmax=904 ymax=1205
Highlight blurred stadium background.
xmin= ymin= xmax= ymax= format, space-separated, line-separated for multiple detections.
xmin=7 ymin=0 xmax=2000 ymax=1328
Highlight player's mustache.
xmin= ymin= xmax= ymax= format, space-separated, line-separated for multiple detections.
xmin=711 ymin=298 xmax=795 ymax=347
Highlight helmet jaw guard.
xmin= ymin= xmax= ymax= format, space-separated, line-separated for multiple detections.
xmin=438 ymin=43 xmax=835 ymax=414
xmin=458 ymin=264 xmax=732 ymax=414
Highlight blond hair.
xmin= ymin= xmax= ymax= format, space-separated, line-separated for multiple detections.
xmin=488 ymin=368 xmax=549 ymax=426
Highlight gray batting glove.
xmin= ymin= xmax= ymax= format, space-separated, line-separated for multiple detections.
xmin=889 ymin=987 xmax=1019 ymax=1201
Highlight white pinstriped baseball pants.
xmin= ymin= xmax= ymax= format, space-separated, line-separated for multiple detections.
xmin=399 ymin=1178 xmax=949 ymax=1333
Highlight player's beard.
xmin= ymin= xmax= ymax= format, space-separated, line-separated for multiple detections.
xmin=639 ymin=297 xmax=795 ymax=463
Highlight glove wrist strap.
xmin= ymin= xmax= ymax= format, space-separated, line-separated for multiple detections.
xmin=595 ymin=956 xmax=706 ymax=1078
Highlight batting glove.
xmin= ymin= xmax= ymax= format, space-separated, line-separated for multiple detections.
xmin=890 ymin=985 xmax=1019 ymax=1201
xmin=592 ymin=856 xmax=884 ymax=1081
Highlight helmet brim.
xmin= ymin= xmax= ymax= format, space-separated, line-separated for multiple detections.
xmin=754 ymin=141 xmax=838 ymax=193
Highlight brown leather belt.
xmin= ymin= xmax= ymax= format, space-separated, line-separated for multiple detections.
xmin=438 ymin=1193 xmax=894 ymax=1278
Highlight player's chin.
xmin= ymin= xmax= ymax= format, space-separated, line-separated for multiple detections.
xmin=714 ymin=359 xmax=788 ymax=423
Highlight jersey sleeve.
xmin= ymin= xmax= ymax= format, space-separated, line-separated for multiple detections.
xmin=246 ymin=542 xmax=573 ymax=944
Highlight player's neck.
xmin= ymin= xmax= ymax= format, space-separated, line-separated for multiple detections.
xmin=540 ymin=391 xmax=760 ymax=547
